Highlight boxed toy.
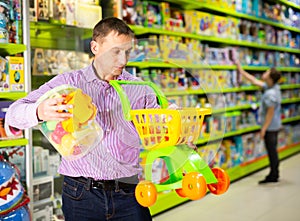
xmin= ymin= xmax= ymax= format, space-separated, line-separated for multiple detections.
xmin=65 ymin=0 xmax=76 ymax=26
xmin=0 ymin=56 xmax=9 ymax=92
xmin=197 ymin=11 xmax=213 ymax=36
xmin=146 ymin=35 xmax=161 ymax=60
xmin=33 ymin=200 xmax=53 ymax=221
xmin=213 ymin=15 xmax=229 ymax=39
xmin=33 ymin=175 xmax=54 ymax=203
xmin=7 ymin=56 xmax=24 ymax=91
xmin=164 ymin=7 xmax=185 ymax=32
xmin=29 ymin=0 xmax=38 ymax=21
xmin=33 ymin=146 xmax=50 ymax=177
xmin=75 ymin=4 xmax=102 ymax=28
xmin=50 ymin=0 xmax=66 ymax=24
xmin=184 ymin=10 xmax=198 ymax=34
xmin=37 ymin=0 xmax=50 ymax=20
xmin=0 ymin=100 xmax=23 ymax=139
xmin=47 ymin=153 xmax=61 ymax=177
xmin=228 ymin=17 xmax=240 ymax=40
xmin=143 ymin=1 xmax=162 ymax=28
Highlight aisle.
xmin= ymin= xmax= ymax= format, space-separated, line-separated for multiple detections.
xmin=153 ymin=153 xmax=300 ymax=221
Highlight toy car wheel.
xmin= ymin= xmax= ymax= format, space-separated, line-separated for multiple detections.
xmin=135 ymin=180 xmax=157 ymax=207
xmin=175 ymin=188 xmax=186 ymax=198
xmin=207 ymin=167 xmax=230 ymax=195
xmin=182 ymin=172 xmax=207 ymax=200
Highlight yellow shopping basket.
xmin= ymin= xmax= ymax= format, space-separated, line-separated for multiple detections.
xmin=110 ymin=80 xmax=211 ymax=149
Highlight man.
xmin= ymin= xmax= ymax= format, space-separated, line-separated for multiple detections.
xmin=5 ymin=17 xmax=157 ymax=220
xmin=235 ymin=60 xmax=282 ymax=184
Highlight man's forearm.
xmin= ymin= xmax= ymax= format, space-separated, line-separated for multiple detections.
xmin=262 ymin=107 xmax=275 ymax=131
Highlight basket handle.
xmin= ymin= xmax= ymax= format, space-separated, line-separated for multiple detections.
xmin=109 ymin=80 xmax=169 ymax=120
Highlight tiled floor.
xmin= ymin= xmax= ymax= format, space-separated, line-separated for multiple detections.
xmin=153 ymin=153 xmax=300 ymax=221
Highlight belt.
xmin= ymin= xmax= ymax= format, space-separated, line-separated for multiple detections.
xmin=67 ymin=175 xmax=138 ymax=191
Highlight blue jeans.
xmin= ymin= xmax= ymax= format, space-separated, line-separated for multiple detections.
xmin=62 ymin=176 xmax=152 ymax=221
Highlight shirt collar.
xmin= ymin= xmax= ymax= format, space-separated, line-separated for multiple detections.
xmin=85 ymin=61 xmax=127 ymax=83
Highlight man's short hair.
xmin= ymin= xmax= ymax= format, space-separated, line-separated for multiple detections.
xmin=92 ymin=17 xmax=134 ymax=42
xmin=270 ymin=67 xmax=281 ymax=84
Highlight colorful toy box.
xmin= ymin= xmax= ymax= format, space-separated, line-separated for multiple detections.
xmin=7 ymin=56 xmax=24 ymax=92
xmin=143 ymin=1 xmax=162 ymax=28
xmin=197 ymin=11 xmax=213 ymax=36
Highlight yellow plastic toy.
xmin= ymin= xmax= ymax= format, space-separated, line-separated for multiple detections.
xmin=38 ymin=85 xmax=103 ymax=160
xmin=110 ymin=80 xmax=230 ymax=207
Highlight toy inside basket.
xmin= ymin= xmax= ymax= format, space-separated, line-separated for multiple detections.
xmin=37 ymin=85 xmax=103 ymax=160
xmin=110 ymin=80 xmax=211 ymax=150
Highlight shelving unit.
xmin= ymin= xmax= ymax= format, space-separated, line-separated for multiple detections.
xmin=125 ymin=0 xmax=300 ymax=215
xmin=129 ymin=25 xmax=300 ymax=53
xmin=0 ymin=0 xmax=32 ymax=217
xmin=0 ymin=138 xmax=28 ymax=148
xmin=23 ymin=0 xmax=300 ymax=218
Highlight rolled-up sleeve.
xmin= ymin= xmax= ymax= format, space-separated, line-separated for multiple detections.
xmin=264 ymin=94 xmax=278 ymax=108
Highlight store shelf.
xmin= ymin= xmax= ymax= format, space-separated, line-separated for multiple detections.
xmin=195 ymin=115 xmax=299 ymax=146
xmin=160 ymin=0 xmax=300 ymax=34
xmin=280 ymin=84 xmax=300 ymax=90
xmin=128 ymin=61 xmax=300 ymax=71
xmin=213 ymin=104 xmax=253 ymax=114
xmin=278 ymin=0 xmax=300 ymax=10
xmin=0 ymin=138 xmax=28 ymax=148
xmin=161 ymin=84 xmax=300 ymax=97
xmin=150 ymin=143 xmax=300 ymax=216
xmin=281 ymin=97 xmax=300 ymax=104
xmin=0 ymin=92 xmax=27 ymax=100
xmin=130 ymin=25 xmax=300 ymax=53
xmin=0 ymin=43 xmax=27 ymax=55
xmin=196 ymin=125 xmax=261 ymax=145
xmin=282 ymin=116 xmax=300 ymax=124
xmin=30 ymin=21 xmax=92 ymax=49
xmin=163 ymin=86 xmax=259 ymax=96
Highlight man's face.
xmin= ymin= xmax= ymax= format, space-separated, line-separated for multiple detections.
xmin=92 ymin=31 xmax=133 ymax=80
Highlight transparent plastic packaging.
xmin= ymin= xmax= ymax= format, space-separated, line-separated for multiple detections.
xmin=37 ymin=85 xmax=103 ymax=160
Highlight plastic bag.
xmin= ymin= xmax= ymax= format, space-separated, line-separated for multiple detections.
xmin=37 ymin=85 xmax=103 ymax=160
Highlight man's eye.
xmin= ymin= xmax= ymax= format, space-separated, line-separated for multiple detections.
xmin=125 ymin=50 xmax=131 ymax=56
xmin=113 ymin=49 xmax=120 ymax=55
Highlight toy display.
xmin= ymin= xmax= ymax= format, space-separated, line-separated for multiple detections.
xmin=0 ymin=155 xmax=30 ymax=221
xmin=37 ymin=85 xmax=103 ymax=160
xmin=109 ymin=80 xmax=230 ymax=207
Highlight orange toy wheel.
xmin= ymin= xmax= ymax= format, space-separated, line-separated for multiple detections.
xmin=182 ymin=172 xmax=207 ymax=200
xmin=207 ymin=167 xmax=230 ymax=195
xmin=175 ymin=188 xmax=186 ymax=198
xmin=135 ymin=181 xmax=157 ymax=207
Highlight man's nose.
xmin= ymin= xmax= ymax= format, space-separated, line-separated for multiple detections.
xmin=118 ymin=51 xmax=128 ymax=65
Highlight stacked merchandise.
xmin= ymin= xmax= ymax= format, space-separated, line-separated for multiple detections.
xmin=29 ymin=0 xmax=102 ymax=28
xmin=0 ymin=0 xmax=21 ymax=43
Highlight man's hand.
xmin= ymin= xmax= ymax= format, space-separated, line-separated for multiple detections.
xmin=37 ymin=97 xmax=73 ymax=122
xmin=260 ymin=128 xmax=266 ymax=139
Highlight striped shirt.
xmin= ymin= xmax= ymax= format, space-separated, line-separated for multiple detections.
xmin=5 ymin=64 xmax=160 ymax=180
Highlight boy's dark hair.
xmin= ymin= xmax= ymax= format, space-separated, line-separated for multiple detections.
xmin=92 ymin=17 xmax=134 ymax=42
xmin=270 ymin=67 xmax=281 ymax=84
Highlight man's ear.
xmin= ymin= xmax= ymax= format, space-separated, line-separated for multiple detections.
xmin=90 ymin=40 xmax=99 ymax=55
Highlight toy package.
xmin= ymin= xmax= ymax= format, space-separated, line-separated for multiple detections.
xmin=143 ymin=1 xmax=162 ymax=28
xmin=75 ymin=3 xmax=102 ymax=28
xmin=37 ymin=85 xmax=103 ymax=160
xmin=7 ymin=56 xmax=24 ymax=91
xmin=37 ymin=0 xmax=50 ymax=21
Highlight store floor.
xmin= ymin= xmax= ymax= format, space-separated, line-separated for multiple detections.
xmin=153 ymin=153 xmax=300 ymax=221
